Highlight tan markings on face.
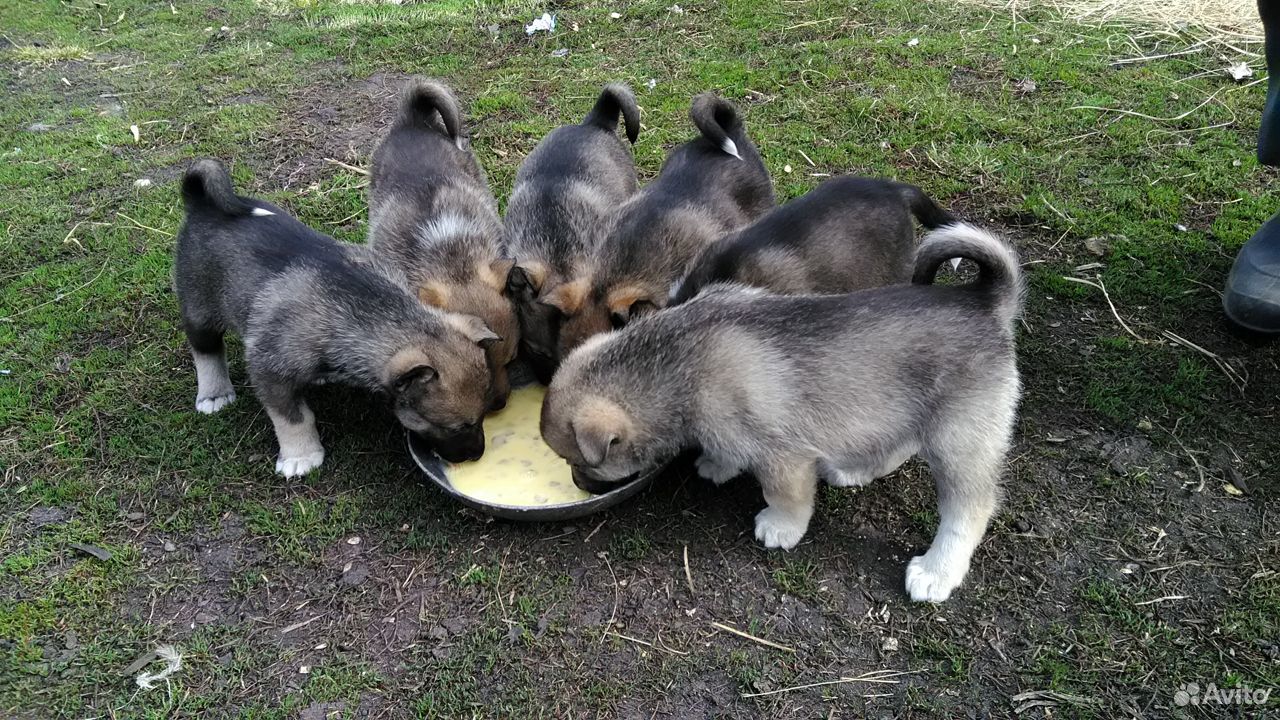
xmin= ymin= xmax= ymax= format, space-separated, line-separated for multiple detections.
xmin=442 ymin=312 xmax=495 ymax=344
xmin=421 ymin=332 xmax=493 ymax=427
xmin=481 ymin=257 xmax=516 ymax=291
xmin=515 ymin=260 xmax=549 ymax=294
xmin=419 ymin=277 xmax=518 ymax=356
xmin=573 ymin=395 xmax=633 ymax=467
xmin=384 ymin=346 xmax=434 ymax=387
xmin=433 ymin=286 xmax=520 ymax=403
xmin=469 ymin=288 xmax=521 ymax=367
xmin=605 ymin=284 xmax=658 ymax=318
xmin=556 ymin=300 xmax=612 ymax=357
xmin=418 ymin=282 xmax=450 ymax=308
xmin=539 ymin=278 xmax=590 ymax=316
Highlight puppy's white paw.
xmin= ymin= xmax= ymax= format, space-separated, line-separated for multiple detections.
xmin=275 ymin=450 xmax=325 ymax=478
xmin=824 ymin=468 xmax=873 ymax=488
xmin=905 ymin=555 xmax=965 ymax=603
xmin=754 ymin=507 xmax=807 ymax=550
xmin=696 ymin=455 xmax=742 ymax=486
xmin=195 ymin=391 xmax=236 ymax=414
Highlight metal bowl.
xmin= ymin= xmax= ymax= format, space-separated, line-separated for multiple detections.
xmin=406 ymin=432 xmax=657 ymax=522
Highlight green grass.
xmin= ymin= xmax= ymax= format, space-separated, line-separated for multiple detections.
xmin=4 ymin=44 xmax=91 ymax=64
xmin=458 ymin=562 xmax=495 ymax=587
xmin=914 ymin=634 xmax=972 ymax=680
xmin=3 ymin=0 xmax=1279 ymax=716
xmin=610 ymin=527 xmax=653 ymax=561
xmin=243 ymin=495 xmax=362 ymax=563
xmin=770 ymin=559 xmax=821 ymax=601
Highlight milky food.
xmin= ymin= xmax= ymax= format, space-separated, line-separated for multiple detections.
xmin=444 ymin=385 xmax=590 ymax=506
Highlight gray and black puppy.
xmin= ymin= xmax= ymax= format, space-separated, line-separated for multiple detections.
xmin=504 ymin=84 xmax=641 ymax=383
xmin=542 ymin=223 xmax=1023 ymax=603
xmin=368 ymin=78 xmax=518 ymax=410
xmin=544 ymin=93 xmax=774 ymax=356
xmin=670 ymin=176 xmax=956 ymax=304
xmin=174 ymin=160 xmax=498 ymax=475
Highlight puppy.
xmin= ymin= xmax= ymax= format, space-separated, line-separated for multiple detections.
xmin=367 ymin=78 xmax=518 ymax=410
xmin=504 ymin=84 xmax=642 ymax=383
xmin=542 ymin=223 xmax=1023 ymax=603
xmin=174 ymin=160 xmax=498 ymax=475
xmin=545 ymin=93 xmax=774 ymax=357
xmin=671 ymin=175 xmax=956 ymax=304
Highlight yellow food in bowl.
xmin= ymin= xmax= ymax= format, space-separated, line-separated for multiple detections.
xmin=445 ymin=385 xmax=590 ymax=506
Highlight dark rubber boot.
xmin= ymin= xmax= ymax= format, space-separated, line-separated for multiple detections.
xmin=1224 ymin=213 xmax=1280 ymax=336
xmin=1223 ymin=1 xmax=1280 ymax=337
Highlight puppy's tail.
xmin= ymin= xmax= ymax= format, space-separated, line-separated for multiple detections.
xmin=912 ymin=222 xmax=1024 ymax=328
xmin=690 ymin=93 xmax=749 ymax=160
xmin=583 ymin=83 xmax=640 ymax=144
xmin=181 ymin=159 xmax=255 ymax=216
xmin=897 ymin=183 xmax=957 ymax=229
xmin=397 ymin=78 xmax=464 ymax=148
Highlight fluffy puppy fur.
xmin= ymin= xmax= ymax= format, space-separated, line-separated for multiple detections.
xmin=546 ymin=93 xmax=775 ymax=357
xmin=503 ymin=84 xmax=641 ymax=382
xmin=671 ymin=175 xmax=956 ymax=304
xmin=174 ymin=160 xmax=498 ymax=475
xmin=542 ymin=223 xmax=1023 ymax=603
xmin=367 ymin=78 xmax=518 ymax=409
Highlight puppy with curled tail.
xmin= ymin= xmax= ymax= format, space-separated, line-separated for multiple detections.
xmin=583 ymin=82 xmax=641 ymax=143
xmin=174 ymin=159 xmax=497 ymax=475
xmin=547 ymin=93 xmax=775 ymax=357
xmin=367 ymin=78 xmax=518 ymax=411
xmin=542 ymin=222 xmax=1022 ymax=604
xmin=504 ymin=83 xmax=642 ymax=383
xmin=689 ymin=92 xmax=748 ymax=160
xmin=672 ymin=175 xmax=957 ymax=304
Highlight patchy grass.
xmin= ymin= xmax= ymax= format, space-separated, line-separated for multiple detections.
xmin=2 ymin=0 xmax=1278 ymax=717
xmin=770 ymin=559 xmax=822 ymax=601
xmin=4 ymin=44 xmax=90 ymax=65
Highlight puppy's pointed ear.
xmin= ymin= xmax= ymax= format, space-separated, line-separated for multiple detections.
xmin=572 ymin=397 xmax=631 ymax=467
xmin=385 ymin=348 xmax=437 ymax=390
xmin=445 ymin=312 xmax=501 ymax=348
xmin=508 ymin=261 xmax=548 ymax=295
xmin=483 ymin=257 xmax=517 ymax=291
xmin=539 ymin=278 xmax=589 ymax=316
xmin=418 ymin=282 xmax=450 ymax=308
xmin=575 ymin=424 xmax=617 ymax=467
xmin=394 ymin=364 xmax=437 ymax=391
xmin=606 ymin=285 xmax=659 ymax=326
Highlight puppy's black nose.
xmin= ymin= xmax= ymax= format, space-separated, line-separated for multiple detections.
xmin=487 ymin=394 xmax=508 ymax=413
xmin=463 ymin=425 xmax=485 ymax=459
xmin=571 ymin=467 xmax=617 ymax=495
xmin=526 ymin=352 xmax=558 ymax=385
xmin=435 ymin=424 xmax=485 ymax=463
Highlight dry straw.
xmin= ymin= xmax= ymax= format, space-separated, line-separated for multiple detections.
xmin=963 ymin=0 xmax=1262 ymax=47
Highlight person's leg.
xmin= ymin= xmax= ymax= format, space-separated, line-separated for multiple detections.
xmin=1222 ymin=1 xmax=1280 ymax=336
xmin=1257 ymin=0 xmax=1280 ymax=165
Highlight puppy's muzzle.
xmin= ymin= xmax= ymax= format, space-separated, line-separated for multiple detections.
xmin=432 ymin=423 xmax=485 ymax=463
xmin=487 ymin=391 xmax=509 ymax=413
xmin=524 ymin=349 xmax=558 ymax=386
xmin=572 ymin=466 xmax=640 ymax=495
xmin=487 ymin=364 xmax=511 ymax=413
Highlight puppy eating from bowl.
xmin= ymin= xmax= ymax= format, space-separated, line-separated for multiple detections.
xmin=173 ymin=159 xmax=498 ymax=474
xmin=367 ymin=78 xmax=518 ymax=411
xmin=671 ymin=175 xmax=956 ymax=304
xmin=541 ymin=223 xmax=1023 ymax=603
xmin=546 ymin=93 xmax=775 ymax=357
xmin=504 ymin=83 xmax=642 ymax=383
